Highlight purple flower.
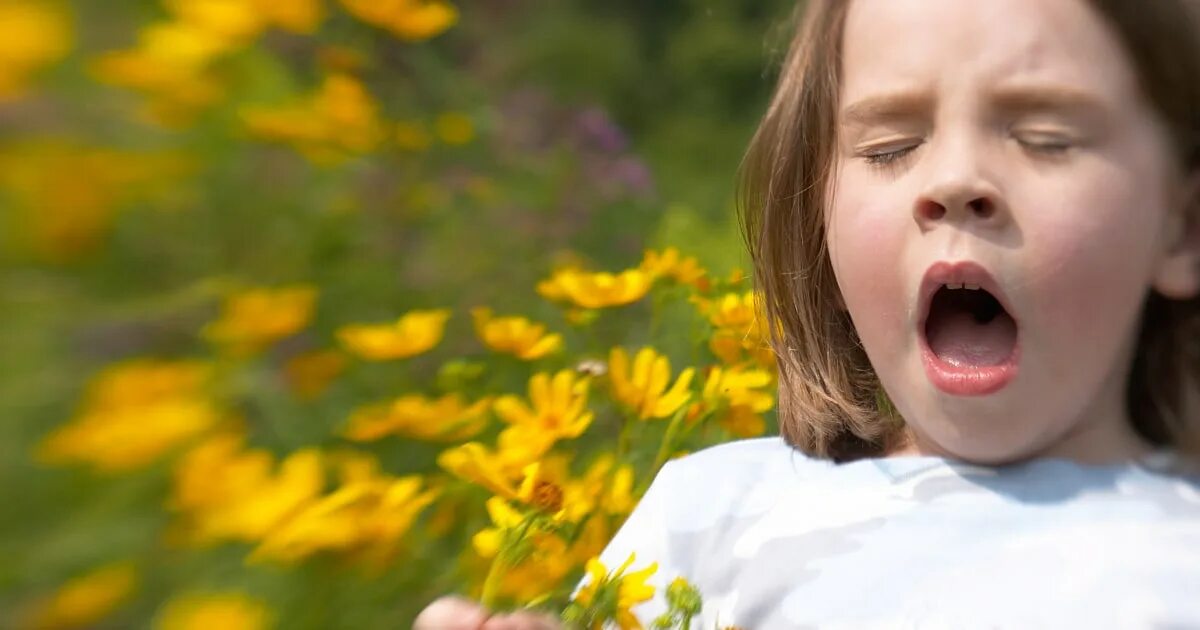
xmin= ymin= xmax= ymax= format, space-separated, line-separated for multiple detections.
xmin=573 ymin=107 xmax=629 ymax=154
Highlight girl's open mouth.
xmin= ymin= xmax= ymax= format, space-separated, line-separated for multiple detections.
xmin=918 ymin=262 xmax=1020 ymax=396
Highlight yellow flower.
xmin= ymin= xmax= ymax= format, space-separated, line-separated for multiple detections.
xmin=0 ymin=1 xmax=71 ymax=99
xmin=21 ymin=562 xmax=137 ymax=630
xmin=203 ymin=285 xmax=317 ymax=355
xmin=708 ymin=329 xmax=776 ymax=370
xmin=155 ymin=593 xmax=271 ymax=630
xmin=241 ymin=73 xmax=385 ymax=162
xmin=445 ymin=456 xmax=613 ymax=602
xmin=572 ymin=553 xmax=658 ymax=630
xmin=165 ymin=0 xmax=323 ymax=39
xmin=640 ymin=247 xmax=707 ymax=288
xmin=437 ymin=442 xmax=521 ymax=499
xmin=90 ymin=20 xmax=233 ymax=124
xmin=537 ymin=267 xmax=653 ymax=309
xmin=494 ymin=370 xmax=593 ymax=438
xmin=494 ymin=426 xmax=558 ymax=472
xmin=608 ymin=347 xmax=695 ymax=420
xmin=252 ymin=0 xmax=324 ymax=33
xmin=470 ymin=497 xmax=578 ymax=604
xmin=89 ymin=358 xmax=210 ymax=407
xmin=165 ymin=0 xmax=262 ymax=41
xmin=336 ymin=308 xmax=450 ymax=360
xmin=441 ymin=442 xmax=590 ymax=519
xmin=570 ymin=515 xmax=612 ymax=569
xmin=169 ymin=433 xmax=324 ymax=544
xmin=344 ymin=393 xmax=490 ymax=442
xmin=190 ymin=0 xmax=323 ymax=34
xmin=91 ymin=0 xmax=318 ymax=123
xmin=37 ymin=360 xmax=220 ymax=472
xmin=510 ymin=457 xmax=629 ymax=524
xmin=37 ymin=401 xmax=219 ymax=473
xmin=252 ymin=472 xmax=439 ymax=565
xmin=516 ymin=462 xmax=567 ymax=515
xmin=0 ymin=143 xmax=190 ymax=263
xmin=471 ymin=307 xmax=562 ymax=360
xmin=470 ymin=495 xmax=523 ymax=558
xmin=435 ymin=111 xmax=474 ymax=145
xmin=697 ymin=366 xmax=775 ymax=438
xmin=698 ymin=290 xmax=761 ymax=330
xmin=283 ymin=349 xmax=346 ymax=400
xmin=339 ymin=0 xmax=458 ymax=41
xmin=491 ymin=370 xmax=593 ymax=467
xmin=575 ymin=454 xmax=636 ymax=517
xmin=696 ymin=291 xmax=775 ymax=368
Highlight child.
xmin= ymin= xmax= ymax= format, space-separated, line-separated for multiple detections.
xmin=418 ymin=0 xmax=1200 ymax=626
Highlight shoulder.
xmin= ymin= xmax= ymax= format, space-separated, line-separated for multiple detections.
xmin=643 ymin=437 xmax=828 ymax=530
xmin=656 ymin=436 xmax=823 ymax=487
xmin=670 ymin=436 xmax=802 ymax=468
xmin=594 ymin=438 xmax=823 ymax=615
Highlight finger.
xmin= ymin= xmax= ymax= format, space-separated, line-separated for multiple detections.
xmin=413 ymin=596 xmax=490 ymax=630
xmin=481 ymin=610 xmax=561 ymax=630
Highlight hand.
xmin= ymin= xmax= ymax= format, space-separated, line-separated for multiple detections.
xmin=413 ymin=596 xmax=561 ymax=630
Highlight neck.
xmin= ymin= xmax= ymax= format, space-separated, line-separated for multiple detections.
xmin=1029 ymin=323 xmax=1156 ymax=465
xmin=1027 ymin=411 xmax=1154 ymax=465
xmin=886 ymin=344 xmax=1154 ymax=465
xmin=886 ymin=424 xmax=1153 ymax=465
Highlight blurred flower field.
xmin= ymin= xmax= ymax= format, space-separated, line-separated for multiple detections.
xmin=0 ymin=1 xmax=791 ymax=627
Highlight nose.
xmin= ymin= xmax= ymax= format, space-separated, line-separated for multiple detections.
xmin=912 ymin=137 xmax=1006 ymax=230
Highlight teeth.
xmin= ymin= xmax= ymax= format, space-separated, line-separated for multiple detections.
xmin=945 ymin=283 xmax=964 ymax=289
xmin=963 ymin=283 xmax=981 ymax=290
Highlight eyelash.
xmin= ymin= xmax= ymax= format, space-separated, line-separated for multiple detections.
xmin=862 ymin=144 xmax=921 ymax=170
xmin=858 ymin=135 xmax=1073 ymax=170
xmin=1015 ymin=136 xmax=1072 ymax=155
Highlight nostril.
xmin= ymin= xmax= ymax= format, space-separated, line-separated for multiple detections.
xmin=917 ymin=201 xmax=947 ymax=222
xmin=969 ymin=198 xmax=994 ymax=219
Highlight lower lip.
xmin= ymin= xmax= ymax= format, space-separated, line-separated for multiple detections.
xmin=920 ymin=344 xmax=1019 ymax=396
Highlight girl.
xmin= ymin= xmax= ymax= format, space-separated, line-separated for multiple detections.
xmin=419 ymin=0 xmax=1200 ymax=626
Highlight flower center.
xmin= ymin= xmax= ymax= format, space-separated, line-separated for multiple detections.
xmin=531 ymin=480 xmax=564 ymax=513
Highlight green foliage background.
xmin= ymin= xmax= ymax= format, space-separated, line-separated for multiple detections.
xmin=0 ymin=1 xmax=795 ymax=626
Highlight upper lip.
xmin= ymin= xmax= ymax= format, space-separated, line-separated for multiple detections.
xmin=918 ymin=261 xmax=1018 ymax=334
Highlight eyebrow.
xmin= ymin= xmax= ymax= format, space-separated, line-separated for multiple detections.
xmin=839 ymin=85 xmax=1110 ymax=128
xmin=987 ymin=85 xmax=1109 ymax=118
xmin=839 ymin=90 xmax=932 ymax=127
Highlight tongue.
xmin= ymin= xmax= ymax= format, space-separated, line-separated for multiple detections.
xmin=927 ymin=309 xmax=1017 ymax=367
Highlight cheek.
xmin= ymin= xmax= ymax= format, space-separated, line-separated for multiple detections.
xmin=1018 ymin=171 xmax=1164 ymax=350
xmin=827 ymin=177 xmax=910 ymax=347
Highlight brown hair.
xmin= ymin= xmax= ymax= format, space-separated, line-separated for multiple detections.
xmin=737 ymin=0 xmax=1200 ymax=462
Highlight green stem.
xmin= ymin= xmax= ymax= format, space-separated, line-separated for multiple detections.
xmin=481 ymin=513 xmax=537 ymax=610
xmin=614 ymin=413 xmax=632 ymax=462
xmin=480 ymin=554 xmax=505 ymax=610
xmin=651 ymin=405 xmax=689 ymax=477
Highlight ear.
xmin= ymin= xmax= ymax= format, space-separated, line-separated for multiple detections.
xmin=1153 ymin=169 xmax=1200 ymax=299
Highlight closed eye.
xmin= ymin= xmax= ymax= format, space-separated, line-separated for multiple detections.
xmin=1012 ymin=130 xmax=1074 ymax=155
xmin=860 ymin=141 xmax=922 ymax=167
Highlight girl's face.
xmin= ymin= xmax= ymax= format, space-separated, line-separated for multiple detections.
xmin=828 ymin=0 xmax=1200 ymax=463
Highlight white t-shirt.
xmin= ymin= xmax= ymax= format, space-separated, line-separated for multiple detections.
xmin=595 ymin=437 xmax=1200 ymax=628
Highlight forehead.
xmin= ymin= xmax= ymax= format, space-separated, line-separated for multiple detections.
xmin=840 ymin=0 xmax=1140 ymax=104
